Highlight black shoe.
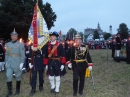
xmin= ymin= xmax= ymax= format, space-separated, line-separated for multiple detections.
xmin=39 ymin=87 xmax=43 ymax=92
xmin=55 ymin=91 xmax=59 ymax=95
xmin=29 ymin=88 xmax=36 ymax=96
xmin=39 ymin=84 xmax=43 ymax=92
xmin=14 ymin=81 xmax=21 ymax=95
xmin=51 ymin=88 xmax=55 ymax=93
xmin=73 ymin=92 xmax=77 ymax=96
xmin=79 ymin=91 xmax=83 ymax=95
xmin=5 ymin=82 xmax=12 ymax=97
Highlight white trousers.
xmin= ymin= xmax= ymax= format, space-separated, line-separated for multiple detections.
xmin=116 ymin=50 xmax=120 ymax=57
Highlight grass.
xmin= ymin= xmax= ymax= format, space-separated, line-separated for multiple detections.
xmin=0 ymin=49 xmax=130 ymax=97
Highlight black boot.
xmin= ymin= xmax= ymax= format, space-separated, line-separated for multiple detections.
xmin=14 ymin=81 xmax=21 ymax=95
xmin=51 ymin=88 xmax=55 ymax=93
xmin=39 ymin=84 xmax=43 ymax=92
xmin=73 ymin=91 xmax=77 ymax=96
xmin=29 ymin=87 xmax=36 ymax=96
xmin=5 ymin=82 xmax=12 ymax=97
xmin=73 ymin=79 xmax=78 ymax=96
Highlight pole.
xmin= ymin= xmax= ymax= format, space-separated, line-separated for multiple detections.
xmin=90 ymin=71 xmax=96 ymax=90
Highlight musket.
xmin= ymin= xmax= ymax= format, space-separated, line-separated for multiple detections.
xmin=90 ymin=70 xmax=96 ymax=90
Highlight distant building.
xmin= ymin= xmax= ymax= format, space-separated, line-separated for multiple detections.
xmin=85 ymin=23 xmax=105 ymax=41
xmin=84 ymin=23 xmax=104 ymax=36
xmin=86 ymin=34 xmax=93 ymax=41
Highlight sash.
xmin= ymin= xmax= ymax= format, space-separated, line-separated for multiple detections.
xmin=48 ymin=43 xmax=59 ymax=58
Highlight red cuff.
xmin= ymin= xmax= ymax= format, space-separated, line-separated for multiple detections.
xmin=43 ymin=58 xmax=48 ymax=65
xmin=88 ymin=63 xmax=93 ymax=66
xmin=66 ymin=61 xmax=71 ymax=65
xmin=61 ymin=57 xmax=66 ymax=64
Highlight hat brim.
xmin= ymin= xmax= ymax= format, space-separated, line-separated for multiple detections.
xmin=10 ymin=33 xmax=18 ymax=36
xmin=49 ymin=33 xmax=59 ymax=37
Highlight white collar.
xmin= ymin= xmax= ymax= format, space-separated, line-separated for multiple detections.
xmin=51 ymin=40 xmax=56 ymax=45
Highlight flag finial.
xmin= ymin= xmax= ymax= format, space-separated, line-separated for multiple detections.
xmin=36 ymin=0 xmax=38 ymax=4
xmin=14 ymin=28 xmax=15 ymax=32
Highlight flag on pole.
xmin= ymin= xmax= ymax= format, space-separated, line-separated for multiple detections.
xmin=28 ymin=3 xmax=49 ymax=50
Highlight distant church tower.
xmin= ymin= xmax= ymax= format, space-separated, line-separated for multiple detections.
xmin=109 ymin=25 xmax=112 ymax=34
xmin=97 ymin=22 xmax=101 ymax=30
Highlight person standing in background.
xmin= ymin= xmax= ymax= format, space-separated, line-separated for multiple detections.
xmin=111 ymin=38 xmax=116 ymax=58
xmin=126 ymin=35 xmax=130 ymax=64
xmin=0 ymin=38 xmax=5 ymax=72
xmin=116 ymin=32 xmax=122 ymax=57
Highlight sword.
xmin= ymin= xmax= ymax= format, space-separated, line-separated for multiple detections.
xmin=90 ymin=70 xmax=96 ymax=90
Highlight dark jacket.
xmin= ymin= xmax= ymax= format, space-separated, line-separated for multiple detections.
xmin=0 ymin=44 xmax=5 ymax=62
xmin=67 ymin=44 xmax=92 ymax=71
xmin=43 ymin=41 xmax=66 ymax=76
xmin=116 ymin=37 xmax=121 ymax=50
xmin=126 ymin=40 xmax=130 ymax=51
xmin=111 ymin=41 xmax=116 ymax=50
xmin=29 ymin=46 xmax=45 ymax=71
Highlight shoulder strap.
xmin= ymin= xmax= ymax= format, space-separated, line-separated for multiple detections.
xmin=48 ymin=42 xmax=59 ymax=58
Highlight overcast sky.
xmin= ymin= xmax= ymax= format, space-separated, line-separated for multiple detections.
xmin=43 ymin=0 xmax=130 ymax=34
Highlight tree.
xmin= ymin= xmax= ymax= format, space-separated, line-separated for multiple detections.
xmin=104 ymin=33 xmax=111 ymax=40
xmin=40 ymin=2 xmax=57 ymax=30
xmin=117 ymin=23 xmax=129 ymax=39
xmin=66 ymin=28 xmax=77 ymax=40
xmin=93 ymin=30 xmax=99 ymax=39
xmin=0 ymin=0 xmax=57 ymax=40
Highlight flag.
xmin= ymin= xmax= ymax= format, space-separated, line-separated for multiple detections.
xmin=28 ymin=3 xmax=49 ymax=50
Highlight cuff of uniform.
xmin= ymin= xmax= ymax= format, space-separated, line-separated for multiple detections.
xmin=61 ymin=57 xmax=66 ymax=64
xmin=88 ymin=63 xmax=92 ymax=66
xmin=43 ymin=58 xmax=48 ymax=65
xmin=66 ymin=61 xmax=71 ymax=65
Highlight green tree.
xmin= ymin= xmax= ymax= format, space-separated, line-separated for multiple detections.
xmin=0 ymin=0 xmax=57 ymax=40
xmin=93 ymin=30 xmax=99 ymax=39
xmin=103 ymin=33 xmax=111 ymax=40
xmin=66 ymin=28 xmax=77 ymax=40
xmin=117 ymin=23 xmax=129 ymax=39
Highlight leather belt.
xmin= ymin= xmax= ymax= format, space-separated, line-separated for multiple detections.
xmin=73 ymin=59 xmax=86 ymax=63
xmin=9 ymin=54 xmax=20 ymax=57
xmin=50 ymin=57 xmax=60 ymax=61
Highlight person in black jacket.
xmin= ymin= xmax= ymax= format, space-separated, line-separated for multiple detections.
xmin=0 ymin=41 xmax=5 ymax=72
xmin=43 ymin=31 xmax=66 ymax=94
xmin=66 ymin=34 xmax=93 ymax=96
xmin=126 ymin=35 xmax=130 ymax=64
xmin=116 ymin=33 xmax=122 ymax=57
xmin=111 ymin=38 xmax=116 ymax=58
xmin=28 ymin=45 xmax=45 ymax=96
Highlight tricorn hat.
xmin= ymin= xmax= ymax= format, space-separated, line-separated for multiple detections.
xmin=74 ymin=34 xmax=82 ymax=39
xmin=10 ymin=28 xmax=18 ymax=36
xmin=49 ymin=31 xmax=59 ymax=37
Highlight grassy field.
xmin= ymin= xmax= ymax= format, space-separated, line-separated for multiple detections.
xmin=0 ymin=49 xmax=130 ymax=97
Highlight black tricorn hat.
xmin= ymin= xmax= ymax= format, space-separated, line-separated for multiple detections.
xmin=10 ymin=28 xmax=18 ymax=36
xmin=49 ymin=31 xmax=59 ymax=37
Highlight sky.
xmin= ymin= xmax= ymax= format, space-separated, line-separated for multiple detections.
xmin=43 ymin=0 xmax=130 ymax=34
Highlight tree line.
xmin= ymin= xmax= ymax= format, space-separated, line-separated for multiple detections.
xmin=0 ymin=0 xmax=57 ymax=41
